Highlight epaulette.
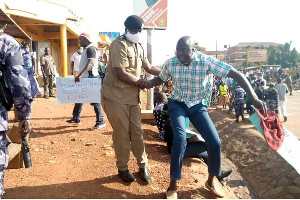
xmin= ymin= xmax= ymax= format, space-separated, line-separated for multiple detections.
xmin=117 ymin=35 xmax=126 ymax=41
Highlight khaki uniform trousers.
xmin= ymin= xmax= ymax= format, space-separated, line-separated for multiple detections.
xmin=101 ymin=95 xmax=148 ymax=171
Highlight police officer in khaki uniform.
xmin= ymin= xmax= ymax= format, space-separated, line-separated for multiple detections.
xmin=40 ymin=47 xmax=55 ymax=98
xmin=101 ymin=15 xmax=161 ymax=183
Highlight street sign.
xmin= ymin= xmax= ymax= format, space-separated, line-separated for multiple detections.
xmin=247 ymin=49 xmax=268 ymax=62
xmin=134 ymin=0 xmax=168 ymax=30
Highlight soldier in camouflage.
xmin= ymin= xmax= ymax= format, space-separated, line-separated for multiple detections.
xmin=0 ymin=28 xmax=32 ymax=196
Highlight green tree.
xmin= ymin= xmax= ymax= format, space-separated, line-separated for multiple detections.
xmin=194 ymin=43 xmax=205 ymax=52
xmin=242 ymin=45 xmax=251 ymax=68
xmin=267 ymin=42 xmax=300 ymax=69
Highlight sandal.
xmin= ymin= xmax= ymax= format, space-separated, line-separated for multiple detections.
xmin=166 ymin=188 xmax=177 ymax=199
xmin=205 ymin=180 xmax=224 ymax=198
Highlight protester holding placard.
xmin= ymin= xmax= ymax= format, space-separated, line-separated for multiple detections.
xmin=66 ymin=32 xmax=106 ymax=130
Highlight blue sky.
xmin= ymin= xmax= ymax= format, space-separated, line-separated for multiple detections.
xmin=64 ymin=0 xmax=300 ymax=65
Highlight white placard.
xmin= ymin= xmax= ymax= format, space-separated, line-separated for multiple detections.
xmin=249 ymin=112 xmax=300 ymax=174
xmin=56 ymin=77 xmax=101 ymax=104
xmin=277 ymin=128 xmax=300 ymax=174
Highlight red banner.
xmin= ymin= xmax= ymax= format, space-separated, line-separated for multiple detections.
xmin=135 ymin=0 xmax=168 ymax=29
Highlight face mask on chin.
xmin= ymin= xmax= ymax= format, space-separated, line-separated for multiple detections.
xmin=125 ymin=31 xmax=141 ymax=43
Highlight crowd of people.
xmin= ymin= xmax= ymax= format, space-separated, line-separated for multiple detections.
xmin=206 ymin=69 xmax=291 ymax=123
xmin=0 ymin=14 xmax=295 ymax=199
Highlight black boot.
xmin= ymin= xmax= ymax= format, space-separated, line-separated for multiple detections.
xmin=235 ymin=116 xmax=239 ymax=123
xmin=241 ymin=115 xmax=245 ymax=121
xmin=217 ymin=169 xmax=233 ymax=182
xmin=118 ymin=170 xmax=136 ymax=183
xmin=139 ymin=168 xmax=151 ymax=183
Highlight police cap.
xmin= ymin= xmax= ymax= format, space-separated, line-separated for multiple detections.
xmin=124 ymin=15 xmax=144 ymax=29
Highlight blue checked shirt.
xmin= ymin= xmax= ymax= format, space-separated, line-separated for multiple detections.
xmin=159 ymin=51 xmax=232 ymax=108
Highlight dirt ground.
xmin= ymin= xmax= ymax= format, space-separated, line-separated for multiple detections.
xmin=3 ymin=92 xmax=256 ymax=199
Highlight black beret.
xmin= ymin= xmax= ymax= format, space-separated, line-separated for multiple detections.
xmin=124 ymin=15 xmax=144 ymax=29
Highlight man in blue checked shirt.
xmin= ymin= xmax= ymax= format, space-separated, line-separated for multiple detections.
xmin=139 ymin=36 xmax=267 ymax=199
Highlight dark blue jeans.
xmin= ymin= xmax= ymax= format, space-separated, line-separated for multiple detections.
xmin=72 ymin=76 xmax=104 ymax=124
xmin=72 ymin=102 xmax=103 ymax=124
xmin=184 ymin=141 xmax=208 ymax=164
xmin=168 ymin=99 xmax=221 ymax=180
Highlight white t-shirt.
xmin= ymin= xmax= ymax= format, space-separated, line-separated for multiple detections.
xmin=70 ymin=52 xmax=81 ymax=71
xmin=79 ymin=44 xmax=99 ymax=78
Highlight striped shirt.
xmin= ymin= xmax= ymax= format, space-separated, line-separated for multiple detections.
xmin=159 ymin=51 xmax=232 ymax=108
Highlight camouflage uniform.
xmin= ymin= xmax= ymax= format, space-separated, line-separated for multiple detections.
xmin=265 ymin=88 xmax=279 ymax=114
xmin=0 ymin=33 xmax=32 ymax=196
xmin=233 ymin=86 xmax=245 ymax=119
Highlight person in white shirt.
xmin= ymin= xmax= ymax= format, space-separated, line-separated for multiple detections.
xmin=275 ymin=78 xmax=288 ymax=122
xmin=70 ymin=46 xmax=83 ymax=77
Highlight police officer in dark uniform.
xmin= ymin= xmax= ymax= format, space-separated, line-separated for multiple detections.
xmin=0 ymin=25 xmax=32 ymax=196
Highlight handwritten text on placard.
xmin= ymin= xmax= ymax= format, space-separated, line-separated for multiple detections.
xmin=56 ymin=77 xmax=101 ymax=104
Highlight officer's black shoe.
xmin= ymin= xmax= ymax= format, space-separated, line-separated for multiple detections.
xmin=118 ymin=170 xmax=136 ymax=183
xmin=139 ymin=168 xmax=151 ymax=183
xmin=217 ymin=169 xmax=233 ymax=182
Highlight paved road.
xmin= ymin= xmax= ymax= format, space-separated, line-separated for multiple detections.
xmin=283 ymin=90 xmax=300 ymax=139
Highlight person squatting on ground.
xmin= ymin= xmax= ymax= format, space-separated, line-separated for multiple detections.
xmin=0 ymin=28 xmax=32 ymax=197
xmin=139 ymin=36 xmax=266 ymax=199
xmin=21 ymin=43 xmax=41 ymax=98
xmin=101 ymin=15 xmax=161 ymax=183
xmin=153 ymin=92 xmax=168 ymax=141
xmin=153 ymin=92 xmax=233 ymax=183
xmin=40 ymin=47 xmax=55 ymax=99
xmin=66 ymin=33 xmax=106 ymax=130
xmin=233 ymin=85 xmax=246 ymax=123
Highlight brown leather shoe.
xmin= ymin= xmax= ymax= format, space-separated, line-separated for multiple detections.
xmin=166 ymin=188 xmax=177 ymax=199
xmin=205 ymin=180 xmax=224 ymax=198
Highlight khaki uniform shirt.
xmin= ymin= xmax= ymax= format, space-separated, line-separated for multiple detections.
xmin=40 ymin=54 xmax=54 ymax=75
xmin=101 ymin=35 xmax=145 ymax=105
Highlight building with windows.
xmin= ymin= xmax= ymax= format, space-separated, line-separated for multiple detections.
xmin=0 ymin=0 xmax=107 ymax=78
xmin=227 ymin=42 xmax=280 ymax=68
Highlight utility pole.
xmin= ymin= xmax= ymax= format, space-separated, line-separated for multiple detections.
xmin=146 ymin=29 xmax=154 ymax=110
xmin=216 ymin=40 xmax=218 ymax=59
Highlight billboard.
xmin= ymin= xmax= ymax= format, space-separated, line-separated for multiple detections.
xmin=134 ymin=0 xmax=168 ymax=29
xmin=247 ymin=49 xmax=268 ymax=62
xmin=99 ymin=32 xmax=120 ymax=40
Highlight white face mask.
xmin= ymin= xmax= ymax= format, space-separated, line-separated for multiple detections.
xmin=125 ymin=31 xmax=141 ymax=43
